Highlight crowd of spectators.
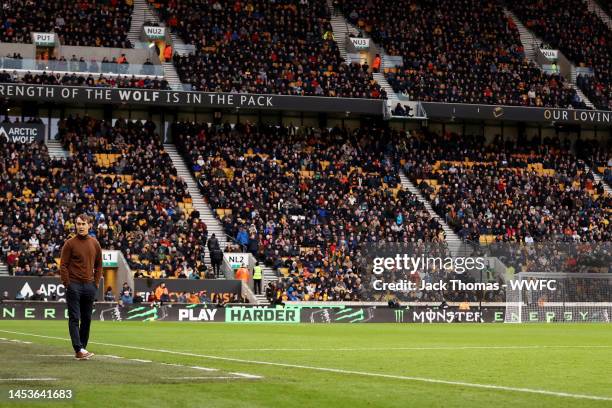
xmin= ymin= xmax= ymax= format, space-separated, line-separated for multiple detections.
xmin=3 ymin=117 xmax=609 ymax=302
xmin=509 ymin=0 xmax=612 ymax=111
xmin=173 ymin=122 xmax=445 ymax=301
xmin=398 ymin=130 xmax=611 ymax=244
xmin=0 ymin=116 xmax=210 ymax=279
xmin=577 ymin=75 xmax=612 ymax=111
xmin=487 ymin=241 xmax=611 ymax=276
xmin=340 ymin=0 xmax=588 ymax=108
xmin=1 ymin=137 xmax=62 ymax=277
xmin=154 ymin=0 xmax=383 ymax=98
xmin=0 ymin=0 xmax=133 ymax=48
xmin=0 ymin=70 xmax=170 ymax=89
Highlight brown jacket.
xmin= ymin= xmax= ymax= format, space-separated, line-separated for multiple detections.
xmin=60 ymin=235 xmax=103 ymax=287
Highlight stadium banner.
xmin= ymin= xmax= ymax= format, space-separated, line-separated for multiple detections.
xmin=539 ymin=49 xmax=559 ymax=61
xmin=0 ymin=123 xmax=45 ymax=143
xmin=225 ymin=306 xmax=301 ymax=323
xmin=421 ymin=102 xmax=612 ymax=126
xmin=0 ymin=277 xmax=104 ymax=301
xmin=134 ymin=278 xmax=242 ymax=301
xmin=0 ymin=302 xmax=225 ymax=322
xmin=0 ymin=302 xmax=71 ymax=320
xmin=32 ymin=32 xmax=55 ymax=46
xmin=2 ymin=302 xmax=608 ymax=322
xmin=300 ymin=305 xmax=505 ymax=323
xmin=349 ymin=38 xmax=370 ymax=49
xmin=96 ymin=303 xmax=225 ymax=322
xmin=0 ymin=302 xmax=507 ymax=322
xmin=503 ymin=305 xmax=612 ymax=323
xmin=0 ymin=83 xmax=384 ymax=115
xmin=144 ymin=26 xmax=166 ymax=40
xmin=102 ymin=250 xmax=119 ymax=267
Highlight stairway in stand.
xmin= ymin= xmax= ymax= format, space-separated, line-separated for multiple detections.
xmin=128 ymin=0 xmax=158 ymax=48
xmin=164 ymin=144 xmax=276 ymax=304
xmin=45 ymin=140 xmax=70 ymax=160
xmin=162 ymin=63 xmax=184 ymax=91
xmin=398 ymin=169 xmax=466 ymax=256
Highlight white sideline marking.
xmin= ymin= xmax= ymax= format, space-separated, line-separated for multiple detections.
xmin=164 ymin=376 xmax=258 ymax=380
xmin=230 ymin=372 xmax=263 ymax=379
xmin=0 ymin=338 xmax=32 ymax=344
xmin=36 ymin=354 xmax=220 ymax=373
xmin=1 ymin=329 xmax=609 ymax=402
xmin=228 ymin=345 xmax=612 ymax=352
xmin=0 ymin=378 xmax=58 ymax=381
xmin=190 ymin=366 xmax=218 ymax=372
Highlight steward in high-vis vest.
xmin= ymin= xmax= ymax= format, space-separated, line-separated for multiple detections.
xmin=253 ymin=262 xmax=263 ymax=295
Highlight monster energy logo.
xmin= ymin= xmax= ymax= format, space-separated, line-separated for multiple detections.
xmin=333 ymin=308 xmax=365 ymax=323
xmin=394 ymin=309 xmax=405 ymax=323
xmin=126 ymin=306 xmax=159 ymax=321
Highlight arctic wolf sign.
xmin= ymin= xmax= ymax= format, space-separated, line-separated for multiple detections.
xmin=0 ymin=123 xmax=45 ymax=144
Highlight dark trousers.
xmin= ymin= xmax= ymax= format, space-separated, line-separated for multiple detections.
xmin=66 ymin=282 xmax=96 ymax=353
xmin=212 ymin=261 xmax=221 ymax=277
xmin=254 ymin=279 xmax=262 ymax=295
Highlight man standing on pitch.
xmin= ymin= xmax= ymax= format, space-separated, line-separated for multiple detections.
xmin=60 ymin=214 xmax=102 ymax=360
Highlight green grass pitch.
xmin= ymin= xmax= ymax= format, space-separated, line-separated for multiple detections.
xmin=0 ymin=321 xmax=611 ymax=407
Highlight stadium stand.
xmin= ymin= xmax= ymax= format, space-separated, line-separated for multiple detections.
xmin=339 ymin=0 xmax=588 ymax=108
xmin=0 ymin=116 xmax=209 ymax=279
xmin=151 ymin=0 xmax=385 ymax=98
xmin=398 ymin=130 xmax=612 ymax=244
xmin=508 ymin=0 xmax=612 ymax=111
xmin=172 ymin=122 xmax=447 ymax=301
xmin=0 ymin=0 xmax=133 ymax=48
xmin=3 ymin=119 xmax=608 ymax=301
xmin=1 ymin=0 xmax=610 ymax=306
